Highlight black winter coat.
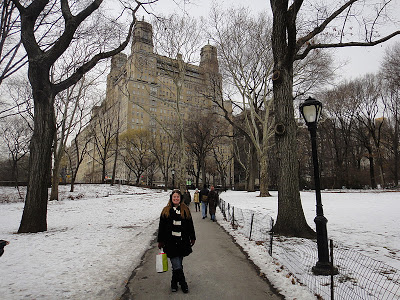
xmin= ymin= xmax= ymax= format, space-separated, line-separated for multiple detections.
xmin=207 ymin=190 xmax=219 ymax=215
xmin=199 ymin=187 xmax=209 ymax=202
xmin=157 ymin=206 xmax=196 ymax=258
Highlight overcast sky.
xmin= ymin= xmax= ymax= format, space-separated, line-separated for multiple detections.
xmin=144 ymin=0 xmax=400 ymax=82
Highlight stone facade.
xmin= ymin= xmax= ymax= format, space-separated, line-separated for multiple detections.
xmin=72 ymin=20 xmax=233 ymax=186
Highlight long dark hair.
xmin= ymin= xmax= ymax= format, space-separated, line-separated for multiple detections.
xmin=161 ymin=189 xmax=191 ymax=219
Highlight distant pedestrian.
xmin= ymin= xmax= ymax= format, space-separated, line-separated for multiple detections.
xmin=199 ymin=184 xmax=209 ymax=219
xmin=193 ymin=188 xmax=200 ymax=212
xmin=157 ymin=189 xmax=196 ymax=293
xmin=183 ymin=189 xmax=191 ymax=206
xmin=208 ymin=186 xmax=219 ymax=222
xmin=0 ymin=240 xmax=9 ymax=257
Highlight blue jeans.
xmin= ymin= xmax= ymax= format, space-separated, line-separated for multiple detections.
xmin=170 ymin=256 xmax=183 ymax=270
xmin=201 ymin=201 xmax=208 ymax=218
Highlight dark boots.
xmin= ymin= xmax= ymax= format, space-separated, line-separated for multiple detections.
xmin=171 ymin=270 xmax=178 ymax=292
xmin=178 ymin=269 xmax=189 ymax=293
xmin=171 ymin=269 xmax=188 ymax=293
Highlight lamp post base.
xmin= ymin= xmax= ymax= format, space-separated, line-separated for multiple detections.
xmin=312 ymin=261 xmax=338 ymax=276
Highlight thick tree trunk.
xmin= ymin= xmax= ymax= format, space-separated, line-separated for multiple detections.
xmin=247 ymin=144 xmax=256 ymax=192
xmin=102 ymin=159 xmax=106 ymax=184
xmin=178 ymin=127 xmax=187 ymax=192
xmin=12 ymin=160 xmax=18 ymax=188
xmin=50 ymin=162 xmax=60 ymax=201
xmin=70 ymin=171 xmax=76 ymax=192
xmin=270 ymin=0 xmax=314 ymax=238
xmin=368 ymin=154 xmax=376 ymax=189
xmin=272 ymin=68 xmax=314 ymax=238
xmin=201 ymin=160 xmax=206 ymax=187
xmin=50 ymin=134 xmax=61 ymax=201
xmin=259 ymin=152 xmax=271 ymax=197
xmin=394 ymin=115 xmax=399 ymax=186
xmin=111 ymin=139 xmax=119 ymax=186
xmin=111 ymin=110 xmax=120 ymax=186
xmin=18 ymin=89 xmax=55 ymax=233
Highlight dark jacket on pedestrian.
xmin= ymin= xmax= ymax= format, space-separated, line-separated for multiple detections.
xmin=157 ymin=204 xmax=196 ymax=258
xmin=0 ymin=240 xmax=9 ymax=257
xmin=199 ymin=185 xmax=209 ymax=202
xmin=183 ymin=191 xmax=191 ymax=205
xmin=207 ymin=190 xmax=219 ymax=215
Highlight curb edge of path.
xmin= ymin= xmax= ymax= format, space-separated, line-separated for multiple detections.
xmin=118 ymin=232 xmax=159 ymax=300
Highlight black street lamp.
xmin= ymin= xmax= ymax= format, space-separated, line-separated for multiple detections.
xmin=171 ymin=169 xmax=175 ymax=189
xmin=300 ymin=97 xmax=338 ymax=276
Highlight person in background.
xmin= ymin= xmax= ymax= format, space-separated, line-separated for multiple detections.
xmin=0 ymin=240 xmax=9 ymax=257
xmin=199 ymin=184 xmax=209 ymax=219
xmin=183 ymin=189 xmax=191 ymax=206
xmin=157 ymin=190 xmax=196 ymax=293
xmin=207 ymin=186 xmax=219 ymax=222
xmin=193 ymin=188 xmax=200 ymax=212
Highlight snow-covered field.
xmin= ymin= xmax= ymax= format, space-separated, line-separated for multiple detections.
xmin=0 ymin=185 xmax=169 ymax=300
xmin=0 ymin=185 xmax=399 ymax=299
xmin=219 ymin=189 xmax=400 ymax=270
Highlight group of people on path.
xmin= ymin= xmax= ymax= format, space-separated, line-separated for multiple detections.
xmin=157 ymin=185 xmax=219 ymax=294
xmin=198 ymin=184 xmax=219 ymax=221
xmin=181 ymin=185 xmax=219 ymax=221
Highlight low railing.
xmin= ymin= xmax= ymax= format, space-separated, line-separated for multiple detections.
xmin=218 ymin=198 xmax=400 ymax=300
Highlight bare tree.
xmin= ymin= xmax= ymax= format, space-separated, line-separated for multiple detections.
xmin=50 ymin=74 xmax=100 ymax=200
xmin=1 ymin=76 xmax=34 ymax=123
xmin=212 ymin=143 xmax=234 ymax=191
xmin=269 ymin=0 xmax=400 ymax=237
xmin=320 ymin=81 xmax=360 ymax=188
xmin=66 ymin=127 xmax=91 ymax=192
xmin=381 ymin=42 xmax=400 ymax=84
xmin=119 ymin=128 xmax=155 ymax=185
xmin=209 ymin=6 xmax=334 ymax=197
xmin=381 ymin=43 xmax=400 ymax=186
xmin=353 ymin=74 xmax=385 ymax=188
xmin=209 ymin=8 xmax=274 ymax=196
xmin=110 ymin=102 xmax=121 ymax=186
xmin=151 ymin=13 xmax=206 ymax=191
xmin=11 ymin=0 xmax=150 ymax=233
xmin=150 ymin=131 xmax=177 ymax=188
xmin=184 ymin=110 xmax=225 ymax=188
xmin=88 ymin=100 xmax=121 ymax=183
xmin=1 ymin=116 xmax=31 ymax=197
xmin=0 ymin=1 xmax=26 ymax=86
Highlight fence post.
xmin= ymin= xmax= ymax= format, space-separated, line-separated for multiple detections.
xmin=223 ymin=201 xmax=226 ymax=219
xmin=269 ymin=217 xmax=274 ymax=256
xmin=249 ymin=213 xmax=254 ymax=240
xmin=330 ymin=239 xmax=334 ymax=300
xmin=231 ymin=207 xmax=235 ymax=228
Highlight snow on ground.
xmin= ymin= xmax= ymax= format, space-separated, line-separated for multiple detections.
xmin=0 ymin=185 xmax=399 ymax=299
xmin=0 ymin=185 xmax=169 ymax=300
xmin=218 ymin=190 xmax=400 ymax=270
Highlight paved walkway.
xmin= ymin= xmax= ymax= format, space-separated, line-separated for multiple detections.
xmin=120 ymin=206 xmax=283 ymax=300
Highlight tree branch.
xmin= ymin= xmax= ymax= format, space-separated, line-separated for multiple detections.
xmin=296 ymin=0 xmax=358 ymax=52
xmin=54 ymin=15 xmax=136 ymax=93
xmin=296 ymin=30 xmax=400 ymax=60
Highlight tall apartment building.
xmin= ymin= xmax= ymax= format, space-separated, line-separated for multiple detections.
xmin=73 ymin=20 xmax=233 ymax=186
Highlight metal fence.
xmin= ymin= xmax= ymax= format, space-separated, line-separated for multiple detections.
xmin=218 ymin=198 xmax=400 ymax=300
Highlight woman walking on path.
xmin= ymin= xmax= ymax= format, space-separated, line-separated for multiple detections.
xmin=199 ymin=184 xmax=209 ymax=219
xmin=157 ymin=189 xmax=196 ymax=293
xmin=193 ymin=188 xmax=200 ymax=212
